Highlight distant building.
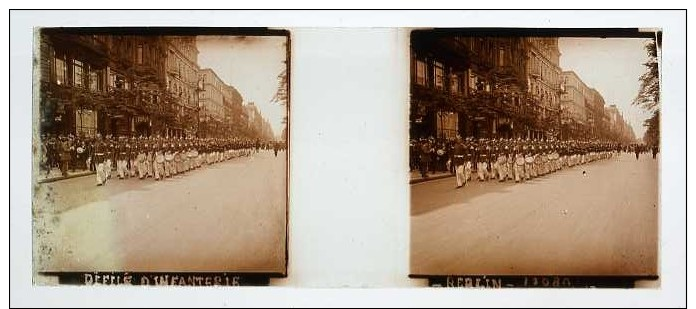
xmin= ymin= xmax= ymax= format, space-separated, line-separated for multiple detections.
xmin=605 ymin=104 xmax=636 ymax=143
xmin=525 ymin=37 xmax=563 ymax=139
xmin=221 ymin=83 xmax=245 ymax=136
xmin=560 ymin=71 xmax=591 ymax=139
xmin=244 ymin=102 xmax=274 ymax=141
xmin=198 ymin=68 xmax=228 ymax=137
xmin=588 ymin=88 xmax=607 ymax=139
xmin=165 ymin=36 xmax=200 ymax=138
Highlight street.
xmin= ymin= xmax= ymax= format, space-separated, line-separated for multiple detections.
xmin=34 ymin=151 xmax=287 ymax=273
xmin=411 ymin=152 xmax=658 ymax=276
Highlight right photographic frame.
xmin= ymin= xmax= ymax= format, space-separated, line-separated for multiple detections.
xmin=408 ymin=29 xmax=661 ymax=288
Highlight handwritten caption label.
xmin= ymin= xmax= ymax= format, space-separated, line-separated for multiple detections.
xmin=430 ymin=276 xmax=577 ymax=288
xmin=39 ymin=272 xmax=274 ymax=286
xmin=82 ymin=273 xmax=243 ymax=286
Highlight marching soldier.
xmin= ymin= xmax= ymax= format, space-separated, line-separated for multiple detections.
xmin=196 ymin=141 xmax=203 ymax=168
xmin=154 ymin=141 xmax=164 ymax=180
xmin=452 ymin=136 xmax=466 ymax=188
xmin=146 ymin=138 xmax=155 ymax=178
xmin=465 ymin=138 xmax=474 ymax=182
xmin=105 ymin=138 xmax=114 ymax=180
xmin=117 ymin=137 xmax=128 ymax=179
xmin=531 ymin=142 xmax=539 ymax=178
xmin=477 ymin=139 xmax=489 ymax=181
xmin=506 ymin=140 xmax=515 ymax=181
xmin=164 ymin=143 xmax=174 ymax=178
xmin=490 ymin=140 xmax=498 ymax=181
xmin=128 ymin=138 xmax=137 ymax=178
xmin=514 ymin=140 xmax=525 ymax=183
xmin=524 ymin=141 xmax=534 ymax=181
xmin=138 ymin=141 xmax=148 ymax=179
xmin=174 ymin=142 xmax=183 ymax=174
xmin=94 ymin=136 xmax=107 ymax=186
xmin=497 ymin=142 xmax=508 ymax=182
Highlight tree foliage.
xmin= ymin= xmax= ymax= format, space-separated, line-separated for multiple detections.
xmin=633 ymin=39 xmax=661 ymax=146
xmin=271 ymin=66 xmax=288 ymax=106
xmin=643 ymin=111 xmax=660 ymax=146
xmin=633 ymin=40 xmax=660 ymax=113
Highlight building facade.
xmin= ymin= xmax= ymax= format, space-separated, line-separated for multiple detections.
xmin=38 ymin=30 xmax=193 ymax=138
xmin=409 ymin=32 xmax=635 ymax=144
xmin=604 ymin=104 xmax=634 ymax=143
xmin=560 ymin=70 xmax=591 ymax=139
xmin=165 ymin=36 xmax=201 ymax=138
xmin=38 ymin=30 xmax=278 ymax=141
xmin=221 ymin=83 xmax=245 ymax=137
xmin=587 ymin=88 xmax=607 ymax=140
xmin=525 ymin=37 xmax=563 ymax=139
xmin=410 ymin=34 xmax=545 ymax=140
xmin=198 ymin=68 xmax=228 ymax=137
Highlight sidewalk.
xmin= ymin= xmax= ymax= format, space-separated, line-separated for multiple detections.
xmin=410 ymin=170 xmax=454 ymax=184
xmin=37 ymin=169 xmax=95 ymax=184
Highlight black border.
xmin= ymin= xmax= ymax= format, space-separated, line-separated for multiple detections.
xmin=411 ymin=27 xmax=661 ymax=38
xmin=424 ymin=275 xmax=660 ymax=288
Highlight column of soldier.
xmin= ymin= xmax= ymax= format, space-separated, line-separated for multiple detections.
xmin=429 ymin=137 xmax=623 ymax=188
xmin=88 ymin=135 xmax=257 ymax=186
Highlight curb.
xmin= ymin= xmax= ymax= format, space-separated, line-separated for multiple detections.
xmin=410 ymin=173 xmax=454 ymax=184
xmin=37 ymin=171 xmax=96 ymax=184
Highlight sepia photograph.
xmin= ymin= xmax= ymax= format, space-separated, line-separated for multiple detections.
xmin=408 ymin=29 xmax=661 ymax=282
xmin=31 ymin=28 xmax=289 ymax=283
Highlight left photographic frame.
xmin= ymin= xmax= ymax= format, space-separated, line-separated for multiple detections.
xmin=32 ymin=27 xmax=290 ymax=286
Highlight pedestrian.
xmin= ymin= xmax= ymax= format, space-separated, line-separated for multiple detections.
xmin=651 ymin=144 xmax=658 ymax=159
xmin=419 ymin=139 xmax=432 ymax=179
xmin=76 ymin=140 xmax=86 ymax=170
xmin=40 ymin=136 xmax=50 ymax=176
xmin=59 ymin=135 xmax=71 ymax=177
xmin=635 ymin=144 xmax=640 ymax=160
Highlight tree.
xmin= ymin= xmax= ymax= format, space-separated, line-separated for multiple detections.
xmin=271 ymin=63 xmax=289 ymax=139
xmin=271 ymin=66 xmax=288 ymax=107
xmin=633 ymin=39 xmax=661 ymax=146
xmin=643 ymin=111 xmax=660 ymax=146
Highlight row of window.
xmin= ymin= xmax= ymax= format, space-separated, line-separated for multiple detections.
xmin=530 ymin=81 xmax=558 ymax=106
xmin=414 ymin=58 xmax=493 ymax=95
xmin=170 ymin=38 xmax=198 ymax=63
xmin=457 ymin=37 xmax=526 ymax=71
xmin=167 ymin=78 xmax=196 ymax=106
xmin=134 ymin=42 xmax=162 ymax=68
xmin=167 ymin=51 xmax=198 ymax=82
xmin=527 ymin=38 xmax=560 ymax=66
xmin=53 ymin=52 xmax=129 ymax=92
xmin=528 ymin=54 xmax=560 ymax=85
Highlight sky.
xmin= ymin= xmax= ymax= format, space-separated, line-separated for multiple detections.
xmin=197 ymin=35 xmax=287 ymax=138
xmin=558 ymin=37 xmax=655 ymax=139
